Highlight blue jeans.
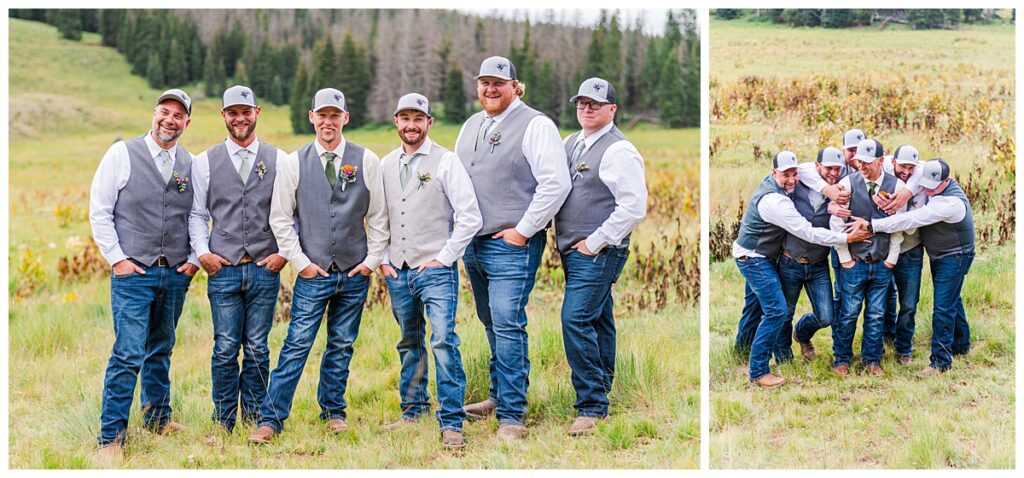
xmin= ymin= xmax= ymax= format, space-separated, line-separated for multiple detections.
xmin=560 ymin=245 xmax=629 ymax=418
xmin=735 ymin=256 xmax=787 ymax=381
xmin=258 ymin=268 xmax=370 ymax=432
xmin=832 ymin=260 xmax=892 ymax=367
xmin=776 ymin=255 xmax=834 ymax=361
xmin=98 ymin=266 xmax=193 ymax=445
xmin=207 ymin=263 xmax=279 ymax=431
xmin=462 ymin=234 xmax=545 ymax=425
xmin=385 ymin=264 xmax=466 ymax=432
xmin=883 ymin=245 xmax=924 ymax=357
xmin=929 ymin=252 xmax=974 ymax=370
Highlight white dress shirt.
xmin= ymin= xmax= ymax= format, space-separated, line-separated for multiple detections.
xmin=562 ymin=122 xmax=648 ymax=253
xmin=871 ymin=194 xmax=967 ymax=233
xmin=381 ymin=138 xmax=483 ymax=267
xmin=454 ymin=97 xmax=571 ymax=237
xmin=731 ymin=191 xmax=849 ymax=259
xmin=879 ymin=157 xmax=927 ymax=252
xmin=269 ymin=138 xmax=389 ymax=273
xmin=830 ymin=172 xmax=904 ymax=264
xmin=89 ymin=131 xmax=199 ymax=267
xmin=188 ymin=137 xmax=290 ymax=258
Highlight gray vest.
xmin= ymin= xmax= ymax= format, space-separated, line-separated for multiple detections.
xmin=782 ymin=181 xmax=831 ymax=264
xmin=455 ymin=103 xmax=544 ymax=235
xmin=113 ymin=135 xmax=194 ymax=266
xmin=205 ymin=141 xmax=279 ymax=264
xmin=847 ymin=171 xmax=896 ymax=262
xmin=920 ymin=180 xmax=975 ymax=259
xmin=553 ymin=127 xmax=630 ymax=254
xmin=383 ymin=143 xmax=455 ymax=268
xmin=294 ymin=142 xmax=369 ymax=271
xmin=735 ymin=175 xmax=788 ymax=259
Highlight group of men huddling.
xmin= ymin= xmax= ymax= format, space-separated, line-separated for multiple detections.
xmin=733 ymin=128 xmax=976 ymax=388
xmin=89 ymin=55 xmax=648 ymax=459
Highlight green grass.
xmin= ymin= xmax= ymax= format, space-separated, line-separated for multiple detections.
xmin=7 ymin=19 xmax=699 ymax=468
xmin=709 ymin=19 xmax=1015 ymax=469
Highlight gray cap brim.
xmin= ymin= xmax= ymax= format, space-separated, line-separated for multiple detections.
xmin=919 ymin=176 xmax=942 ymax=189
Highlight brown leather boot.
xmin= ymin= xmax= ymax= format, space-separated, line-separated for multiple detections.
xmin=464 ymin=398 xmax=497 ymax=421
xmin=440 ymin=429 xmax=465 ymax=448
xmin=794 ymin=330 xmax=816 ymax=362
xmin=898 ymin=355 xmax=913 ymax=366
xmin=327 ymin=418 xmax=349 ymax=433
xmin=866 ymin=364 xmax=885 ymax=377
xmin=834 ymin=364 xmax=850 ymax=377
xmin=247 ymin=425 xmax=276 ymax=444
xmin=917 ymin=366 xmax=944 ymax=378
xmin=96 ymin=443 xmax=124 ymax=464
xmin=156 ymin=421 xmax=184 ymax=436
xmin=568 ymin=416 xmax=601 ymax=436
xmin=496 ymin=423 xmax=527 ymax=441
xmin=750 ymin=373 xmax=786 ymax=389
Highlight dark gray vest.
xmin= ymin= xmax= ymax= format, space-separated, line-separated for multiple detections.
xmin=920 ymin=180 xmax=975 ymax=259
xmin=295 ymin=142 xmax=369 ymax=271
xmin=782 ymin=182 xmax=832 ymax=264
xmin=554 ymin=127 xmax=629 ymax=254
xmin=455 ymin=103 xmax=544 ymax=235
xmin=847 ymin=171 xmax=896 ymax=261
xmin=735 ymin=175 xmax=788 ymax=259
xmin=113 ymin=135 xmax=194 ymax=266
xmin=205 ymin=141 xmax=279 ymax=263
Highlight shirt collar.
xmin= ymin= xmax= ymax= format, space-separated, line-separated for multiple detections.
xmin=144 ymin=131 xmax=174 ymax=160
xmin=315 ymin=138 xmax=347 ymax=159
xmin=488 ymin=97 xmax=522 ymax=123
xmin=577 ymin=122 xmax=615 ymax=149
xmin=225 ymin=137 xmax=260 ymax=157
xmin=402 ymin=137 xmax=433 ymax=159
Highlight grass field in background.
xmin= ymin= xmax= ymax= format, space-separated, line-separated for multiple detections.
xmin=7 ymin=19 xmax=699 ymax=469
xmin=709 ymin=19 xmax=1015 ymax=469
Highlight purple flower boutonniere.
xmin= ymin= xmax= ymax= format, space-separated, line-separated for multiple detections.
xmin=256 ymin=161 xmax=267 ymax=180
xmin=340 ymin=164 xmax=358 ymax=191
xmin=173 ymin=171 xmax=189 ymax=192
xmin=573 ymin=162 xmax=589 ymax=181
xmin=416 ymin=171 xmax=431 ymax=190
xmin=488 ymin=131 xmax=501 ymax=153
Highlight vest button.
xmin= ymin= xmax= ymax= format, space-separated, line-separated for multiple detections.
xmin=401 ymin=212 xmax=405 ymax=215
xmin=332 ymin=241 xmax=336 ymax=245
xmin=402 ymin=199 xmax=406 ymax=202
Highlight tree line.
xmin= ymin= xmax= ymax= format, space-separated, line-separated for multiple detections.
xmin=9 ymin=9 xmax=700 ymax=131
xmin=713 ymin=9 xmax=1014 ymax=29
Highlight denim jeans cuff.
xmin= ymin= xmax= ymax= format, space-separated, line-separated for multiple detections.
xmin=577 ymin=411 xmax=607 ymax=419
xmin=439 ymin=424 xmax=463 ymax=433
xmin=257 ymin=420 xmax=282 ymax=433
xmin=498 ymin=418 xmax=525 ymax=426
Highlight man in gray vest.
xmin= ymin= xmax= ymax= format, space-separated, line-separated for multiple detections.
xmin=189 ymin=85 xmax=288 ymax=434
xmin=378 ymin=93 xmax=482 ymax=448
xmin=249 ymin=88 xmax=388 ymax=443
xmin=89 ymin=89 xmax=200 ymax=460
xmin=829 ymin=138 xmax=905 ymax=377
xmin=455 ymin=56 xmax=571 ymax=440
xmin=554 ymin=78 xmax=647 ymax=436
xmin=733 ymin=152 xmax=872 ymax=389
xmin=776 ymin=147 xmax=845 ymax=363
xmin=863 ymin=159 xmax=975 ymax=377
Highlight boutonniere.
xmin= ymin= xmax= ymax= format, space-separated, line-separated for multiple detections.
xmin=173 ymin=171 xmax=189 ymax=192
xmin=339 ymin=164 xmax=358 ymax=191
xmin=416 ymin=171 xmax=431 ymax=190
xmin=488 ymin=131 xmax=501 ymax=153
xmin=573 ymin=162 xmax=590 ymax=181
xmin=256 ymin=161 xmax=267 ymax=180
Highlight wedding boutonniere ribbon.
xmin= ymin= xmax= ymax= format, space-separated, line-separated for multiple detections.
xmin=339 ymin=164 xmax=358 ymax=191
xmin=488 ymin=131 xmax=501 ymax=153
xmin=573 ymin=162 xmax=589 ymax=181
xmin=256 ymin=161 xmax=267 ymax=180
xmin=416 ymin=171 xmax=431 ymax=190
xmin=173 ymin=171 xmax=190 ymax=192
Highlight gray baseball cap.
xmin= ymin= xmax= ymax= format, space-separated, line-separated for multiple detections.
xmin=816 ymin=146 xmax=845 ymax=167
xmin=156 ymin=88 xmax=192 ymax=115
xmin=843 ymin=128 xmax=866 ymax=149
xmin=919 ymin=158 xmax=951 ymax=190
xmin=394 ymin=93 xmax=431 ymax=117
xmin=475 ymin=56 xmax=517 ymax=81
xmin=311 ymin=88 xmax=347 ymax=112
xmin=892 ymin=145 xmax=920 ymax=165
xmin=222 ymin=85 xmax=257 ymax=110
xmin=853 ymin=138 xmax=884 ymax=163
xmin=570 ymin=77 xmax=617 ymax=104
xmin=773 ymin=151 xmax=798 ymax=172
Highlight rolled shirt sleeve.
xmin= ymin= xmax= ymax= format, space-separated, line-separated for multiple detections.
xmin=872 ymin=195 xmax=966 ymax=233
xmin=760 ymin=192 xmax=848 ymax=247
xmin=585 ymin=141 xmax=648 ymax=253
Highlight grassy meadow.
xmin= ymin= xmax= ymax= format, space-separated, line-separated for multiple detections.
xmin=709 ymin=19 xmax=1015 ymax=468
xmin=7 ymin=19 xmax=699 ymax=469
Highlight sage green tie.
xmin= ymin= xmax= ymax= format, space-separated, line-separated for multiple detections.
xmin=237 ymin=149 xmax=251 ymax=182
xmin=811 ymin=192 xmax=826 ymax=211
xmin=475 ymin=117 xmax=494 ymax=151
xmin=159 ymin=150 xmax=173 ymax=184
xmin=868 ymin=181 xmax=877 ymax=197
xmin=400 ymin=153 xmax=414 ymax=189
xmin=569 ymin=140 xmax=586 ymax=168
xmin=324 ymin=152 xmax=338 ymax=189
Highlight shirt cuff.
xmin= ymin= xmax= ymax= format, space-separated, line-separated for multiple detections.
xmin=186 ymin=252 xmax=200 ymax=268
xmin=362 ymin=254 xmax=382 ymax=271
xmin=436 ymin=249 xmax=457 ymax=267
xmin=514 ymin=221 xmax=541 ymax=239
xmin=584 ymin=234 xmax=608 ymax=254
xmin=104 ymin=248 xmax=128 ymax=267
xmin=291 ymin=253 xmax=312 ymax=273
xmin=836 ymin=246 xmax=852 ymax=264
xmin=194 ymin=242 xmax=211 ymax=259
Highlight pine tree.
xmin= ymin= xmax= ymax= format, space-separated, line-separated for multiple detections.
xmin=639 ymin=37 xmax=663 ymax=112
xmin=656 ymin=49 xmax=687 ymax=128
xmin=582 ymin=11 xmax=607 ymax=80
xmin=99 ymin=9 xmax=123 ymax=47
xmin=56 ymin=9 xmax=83 ymax=41
xmin=309 ymin=34 xmax=337 ymax=92
xmin=436 ymin=37 xmax=453 ymax=101
xmin=681 ymin=41 xmax=700 ymax=127
xmin=337 ymin=33 xmax=373 ymax=128
xmin=533 ymin=60 xmax=556 ymax=122
xmin=605 ymin=13 xmax=623 ymax=87
xmin=166 ymin=39 xmax=188 ymax=87
xmin=146 ymin=53 xmax=165 ymax=89
xmin=270 ymin=75 xmax=286 ymax=105
xmin=290 ymin=61 xmax=314 ymax=134
xmin=203 ymin=53 xmax=225 ymax=98
xmin=442 ymin=63 xmax=468 ymax=123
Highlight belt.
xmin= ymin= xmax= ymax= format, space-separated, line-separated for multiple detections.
xmin=328 ymin=264 xmax=342 ymax=273
xmin=783 ymin=250 xmax=811 ymax=264
xmin=851 ymin=253 xmax=882 ymax=264
xmin=130 ymin=257 xmax=172 ymax=268
xmin=237 ymin=254 xmax=253 ymax=265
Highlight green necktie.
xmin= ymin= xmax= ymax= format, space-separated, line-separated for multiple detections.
xmin=868 ymin=181 xmax=877 ymax=197
xmin=569 ymin=140 xmax=586 ymax=168
xmin=237 ymin=149 xmax=251 ymax=182
xmin=811 ymin=192 xmax=826 ymax=211
xmin=399 ymin=153 xmax=417 ymax=190
xmin=159 ymin=150 xmax=173 ymax=184
xmin=324 ymin=152 xmax=337 ymax=188
xmin=476 ymin=117 xmax=494 ymax=151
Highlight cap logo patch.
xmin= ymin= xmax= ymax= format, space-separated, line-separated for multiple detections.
xmin=334 ymin=94 xmax=342 ymax=102
xmin=593 ymin=83 xmax=603 ymax=92
xmin=416 ymin=99 xmax=425 ymax=106
xmin=240 ymin=90 xmax=250 ymax=98
xmin=496 ymin=63 xmax=507 ymax=71
xmin=181 ymin=92 xmax=189 ymax=101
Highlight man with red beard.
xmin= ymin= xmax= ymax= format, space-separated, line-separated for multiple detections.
xmin=455 ymin=56 xmax=571 ymax=440
xmin=378 ymin=93 xmax=481 ymax=448
xmin=90 ymin=89 xmax=200 ymax=461
xmin=189 ymin=85 xmax=288 ymax=434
